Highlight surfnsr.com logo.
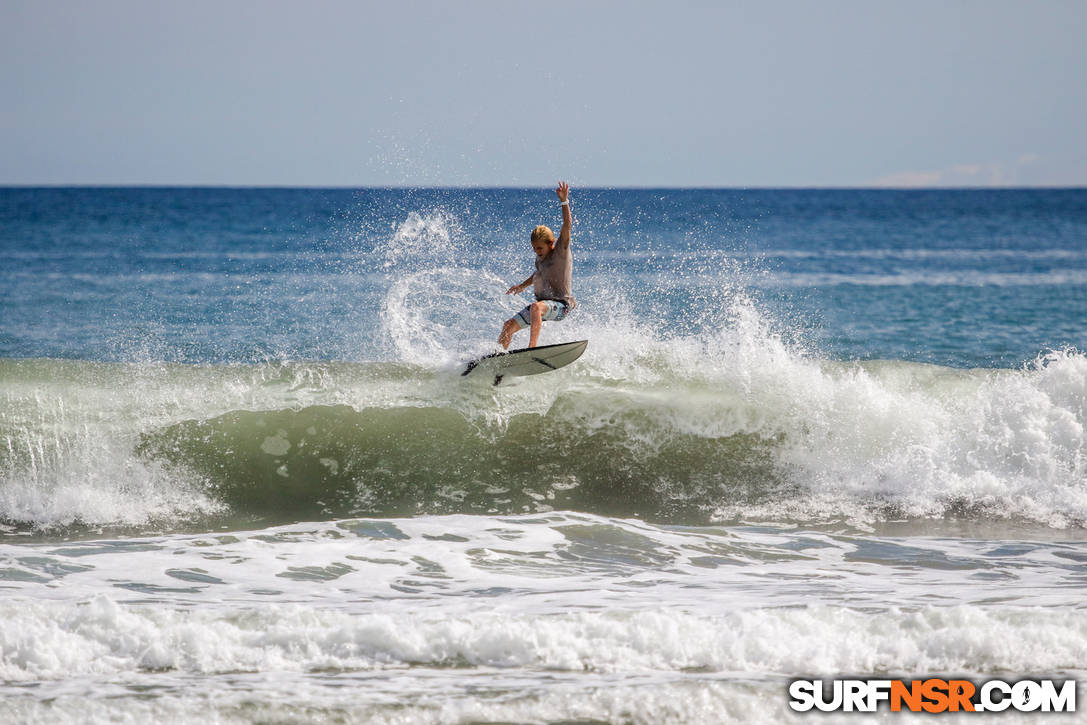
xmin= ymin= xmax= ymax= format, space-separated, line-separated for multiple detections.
xmin=789 ymin=679 xmax=1076 ymax=713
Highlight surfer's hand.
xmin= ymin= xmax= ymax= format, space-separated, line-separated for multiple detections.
xmin=506 ymin=285 xmax=521 ymax=295
xmin=556 ymin=181 xmax=569 ymax=202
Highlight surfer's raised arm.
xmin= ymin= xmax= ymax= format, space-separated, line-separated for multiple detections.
xmin=556 ymin=181 xmax=572 ymax=249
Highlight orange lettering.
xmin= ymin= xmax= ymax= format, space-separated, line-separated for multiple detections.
xmin=921 ymin=679 xmax=949 ymax=713
xmin=948 ymin=680 xmax=976 ymax=712
xmin=891 ymin=680 xmax=923 ymax=712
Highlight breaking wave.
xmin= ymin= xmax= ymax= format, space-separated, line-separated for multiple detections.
xmin=2 ymin=296 xmax=1086 ymax=531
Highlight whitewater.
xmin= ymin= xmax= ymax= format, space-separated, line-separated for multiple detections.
xmin=1 ymin=187 xmax=1086 ymax=723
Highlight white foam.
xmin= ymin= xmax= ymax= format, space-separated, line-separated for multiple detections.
xmin=541 ymin=293 xmax=1087 ymax=527
xmin=718 ymin=345 xmax=1087 ymax=527
xmin=0 ymin=676 xmax=821 ymax=725
xmin=2 ymin=510 xmax=1084 ymax=723
xmin=1 ymin=596 xmax=1083 ymax=682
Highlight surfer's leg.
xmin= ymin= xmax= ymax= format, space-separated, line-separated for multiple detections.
xmin=528 ymin=301 xmax=547 ymax=348
xmin=502 ymin=305 xmax=535 ymax=350
xmin=498 ymin=318 xmax=520 ymax=350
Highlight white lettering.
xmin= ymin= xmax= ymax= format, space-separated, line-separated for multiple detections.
xmin=788 ymin=680 xmax=816 ymax=712
xmin=843 ymin=680 xmax=868 ymax=712
xmin=1013 ymin=680 xmax=1043 ymax=712
xmin=815 ymin=680 xmax=843 ymax=712
xmin=1039 ymin=680 xmax=1076 ymax=712
xmin=979 ymin=680 xmax=1011 ymax=712
xmin=867 ymin=679 xmax=892 ymax=711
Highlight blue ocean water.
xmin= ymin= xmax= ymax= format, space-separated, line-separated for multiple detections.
xmin=4 ymin=188 xmax=1085 ymax=367
xmin=2 ymin=187 xmax=1086 ymax=724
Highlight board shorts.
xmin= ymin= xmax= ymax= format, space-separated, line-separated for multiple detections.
xmin=513 ymin=300 xmax=569 ymax=329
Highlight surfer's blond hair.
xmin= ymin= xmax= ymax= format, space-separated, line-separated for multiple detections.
xmin=530 ymin=225 xmax=555 ymax=244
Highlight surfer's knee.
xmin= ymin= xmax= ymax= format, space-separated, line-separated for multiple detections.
xmin=530 ymin=301 xmax=547 ymax=319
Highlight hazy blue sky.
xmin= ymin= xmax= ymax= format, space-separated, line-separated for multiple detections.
xmin=2 ymin=1 xmax=1085 ymax=187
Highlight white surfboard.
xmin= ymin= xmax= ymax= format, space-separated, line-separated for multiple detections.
xmin=462 ymin=340 xmax=588 ymax=385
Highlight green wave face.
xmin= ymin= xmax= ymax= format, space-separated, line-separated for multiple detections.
xmin=5 ymin=345 xmax=1087 ymax=532
xmin=137 ymin=403 xmax=781 ymax=524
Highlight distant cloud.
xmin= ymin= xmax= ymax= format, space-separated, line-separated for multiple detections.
xmin=867 ymin=155 xmax=1040 ymax=187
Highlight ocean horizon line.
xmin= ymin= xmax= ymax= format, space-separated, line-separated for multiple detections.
xmin=3 ymin=183 xmax=1086 ymax=191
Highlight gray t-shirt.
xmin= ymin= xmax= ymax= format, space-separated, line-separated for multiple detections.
xmin=533 ymin=242 xmax=576 ymax=309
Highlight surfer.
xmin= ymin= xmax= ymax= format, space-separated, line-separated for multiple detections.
xmin=498 ymin=181 xmax=577 ymax=349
